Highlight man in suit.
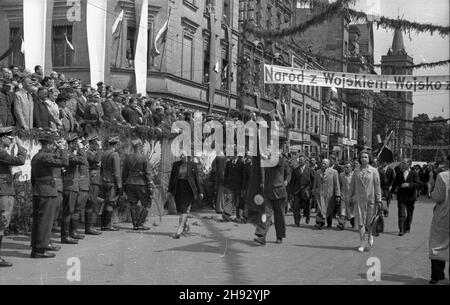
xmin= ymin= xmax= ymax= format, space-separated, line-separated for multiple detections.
xmin=289 ymin=155 xmax=315 ymax=226
xmin=211 ymin=155 xmax=227 ymax=214
xmin=31 ymin=133 xmax=69 ymax=258
xmin=314 ymin=159 xmax=341 ymax=230
xmin=254 ymin=149 xmax=291 ymax=245
xmin=0 ymin=127 xmax=27 ymax=267
xmin=85 ymin=135 xmax=102 ymax=235
xmin=392 ymin=159 xmax=421 ymax=236
xmin=329 ymin=155 xmax=342 ymax=174
xmin=379 ymin=160 xmax=396 ymax=217
xmin=122 ymin=139 xmax=153 ymax=231
xmin=100 ymin=136 xmax=122 ymax=231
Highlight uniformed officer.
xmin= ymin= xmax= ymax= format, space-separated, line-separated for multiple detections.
xmin=100 ymin=136 xmax=122 ymax=231
xmin=61 ymin=134 xmax=85 ymax=244
xmin=31 ymin=133 xmax=69 ymax=258
xmin=122 ymin=139 xmax=153 ymax=231
xmin=73 ymin=137 xmax=90 ymax=238
xmin=85 ymin=135 xmax=102 ymax=235
xmin=0 ymin=127 xmax=27 ymax=267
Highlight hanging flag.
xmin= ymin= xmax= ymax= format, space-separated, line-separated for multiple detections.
xmin=282 ymin=99 xmax=293 ymax=128
xmin=64 ymin=33 xmax=74 ymax=51
xmin=214 ymin=61 xmax=220 ymax=74
xmin=112 ymin=9 xmax=124 ymax=34
xmin=86 ymin=0 xmax=107 ymax=86
xmin=151 ymin=7 xmax=171 ymax=57
xmin=134 ymin=0 xmax=148 ymax=95
xmin=21 ymin=36 xmax=25 ymax=54
xmin=221 ymin=64 xmax=228 ymax=79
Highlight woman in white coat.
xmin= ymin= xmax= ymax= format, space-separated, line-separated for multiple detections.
xmin=428 ymin=156 xmax=449 ymax=284
xmin=350 ymin=151 xmax=382 ymax=252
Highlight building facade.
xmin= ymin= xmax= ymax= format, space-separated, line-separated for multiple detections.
xmin=0 ymin=0 xmax=240 ymax=115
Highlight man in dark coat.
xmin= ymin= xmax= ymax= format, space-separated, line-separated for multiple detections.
xmin=223 ymin=156 xmax=245 ymax=221
xmin=392 ymin=159 xmax=421 ymax=236
xmin=122 ymin=98 xmax=142 ymax=126
xmin=289 ymin=155 xmax=315 ymax=226
xmin=100 ymin=136 xmax=122 ymax=231
xmin=31 ymin=134 xmax=69 ymax=258
xmin=254 ymin=151 xmax=291 ymax=245
xmin=85 ymin=135 xmax=102 ymax=235
xmin=379 ymin=160 xmax=396 ymax=217
xmin=0 ymin=80 xmax=16 ymax=127
xmin=123 ymin=139 xmax=153 ymax=230
xmin=102 ymin=90 xmax=125 ymax=123
xmin=33 ymin=88 xmax=51 ymax=129
xmin=0 ymin=127 xmax=27 ymax=267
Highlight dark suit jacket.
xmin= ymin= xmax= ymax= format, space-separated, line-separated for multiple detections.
xmin=392 ymin=167 xmax=421 ymax=202
xmin=224 ymin=158 xmax=245 ymax=192
xmin=288 ymin=165 xmax=315 ymax=200
xmin=263 ymin=159 xmax=291 ymax=201
xmin=168 ymin=161 xmax=203 ymax=198
xmin=379 ymin=166 xmax=396 ymax=189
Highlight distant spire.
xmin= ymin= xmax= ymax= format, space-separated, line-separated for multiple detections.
xmin=391 ymin=27 xmax=406 ymax=55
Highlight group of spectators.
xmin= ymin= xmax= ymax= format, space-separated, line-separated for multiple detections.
xmin=0 ymin=65 xmax=204 ymax=136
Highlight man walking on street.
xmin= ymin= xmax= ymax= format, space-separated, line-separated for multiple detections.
xmin=254 ymin=148 xmax=291 ymax=245
xmin=314 ymin=159 xmax=341 ymax=230
xmin=289 ymin=155 xmax=315 ymax=227
xmin=122 ymin=139 xmax=153 ymax=231
xmin=31 ymin=133 xmax=68 ymax=258
xmin=100 ymin=136 xmax=122 ymax=231
xmin=392 ymin=159 xmax=421 ymax=236
xmin=378 ymin=160 xmax=396 ymax=217
xmin=0 ymin=127 xmax=27 ymax=267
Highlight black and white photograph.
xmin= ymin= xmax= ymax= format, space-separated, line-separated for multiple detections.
xmin=0 ymin=0 xmax=449 ymax=290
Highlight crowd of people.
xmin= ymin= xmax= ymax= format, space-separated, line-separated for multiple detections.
xmin=209 ymin=151 xmax=449 ymax=284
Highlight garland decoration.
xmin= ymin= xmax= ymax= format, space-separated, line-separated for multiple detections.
xmin=243 ymin=0 xmax=450 ymax=39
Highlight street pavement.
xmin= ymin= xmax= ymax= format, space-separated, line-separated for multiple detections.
xmin=1 ymin=197 xmax=448 ymax=285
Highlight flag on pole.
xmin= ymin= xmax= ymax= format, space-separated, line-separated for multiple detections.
xmin=64 ymin=33 xmax=74 ymax=51
xmin=151 ymin=7 xmax=171 ymax=57
xmin=221 ymin=64 xmax=228 ymax=79
xmin=112 ymin=9 xmax=124 ymax=34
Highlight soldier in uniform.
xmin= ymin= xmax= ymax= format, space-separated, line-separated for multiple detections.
xmin=0 ymin=127 xmax=27 ymax=267
xmin=100 ymin=136 xmax=122 ymax=231
xmin=75 ymin=137 xmax=90 ymax=237
xmin=122 ymin=139 xmax=153 ymax=231
xmin=31 ymin=133 xmax=69 ymax=258
xmin=61 ymin=134 xmax=86 ymax=244
xmin=84 ymin=135 xmax=102 ymax=235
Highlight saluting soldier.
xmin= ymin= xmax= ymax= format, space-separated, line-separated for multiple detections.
xmin=0 ymin=127 xmax=27 ymax=267
xmin=31 ymin=133 xmax=69 ymax=258
xmin=75 ymin=137 xmax=90 ymax=236
xmin=100 ymin=136 xmax=122 ymax=231
xmin=61 ymin=134 xmax=86 ymax=244
xmin=122 ymin=139 xmax=153 ymax=231
xmin=84 ymin=135 xmax=102 ymax=235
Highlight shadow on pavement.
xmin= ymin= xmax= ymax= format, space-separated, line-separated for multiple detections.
xmin=5 ymin=236 xmax=30 ymax=242
xmin=294 ymin=244 xmax=358 ymax=251
xmin=357 ymin=273 xmax=430 ymax=285
xmin=2 ymin=242 xmax=30 ymax=251
xmin=1 ymin=250 xmax=31 ymax=258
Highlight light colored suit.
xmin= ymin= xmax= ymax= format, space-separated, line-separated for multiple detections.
xmin=314 ymin=167 xmax=340 ymax=224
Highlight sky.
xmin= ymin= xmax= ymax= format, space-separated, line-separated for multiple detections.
xmin=351 ymin=0 xmax=450 ymax=119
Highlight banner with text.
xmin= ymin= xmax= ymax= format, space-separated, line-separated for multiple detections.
xmin=264 ymin=65 xmax=450 ymax=92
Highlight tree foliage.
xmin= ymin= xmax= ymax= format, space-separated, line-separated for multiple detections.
xmin=413 ymin=114 xmax=450 ymax=161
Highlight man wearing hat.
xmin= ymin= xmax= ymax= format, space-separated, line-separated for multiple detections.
xmin=61 ymin=134 xmax=86 ymax=244
xmin=100 ymin=136 xmax=122 ymax=231
xmin=0 ymin=79 xmax=16 ymax=127
xmin=122 ymin=139 xmax=153 ymax=230
xmin=31 ymin=133 xmax=69 ymax=258
xmin=102 ymin=89 xmax=125 ymax=123
xmin=0 ymin=127 xmax=27 ymax=267
xmin=85 ymin=135 xmax=103 ymax=235
xmin=75 ymin=137 xmax=92 ymax=236
xmin=96 ymin=82 xmax=105 ymax=98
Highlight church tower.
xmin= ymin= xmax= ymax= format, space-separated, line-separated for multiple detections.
xmin=381 ymin=28 xmax=414 ymax=159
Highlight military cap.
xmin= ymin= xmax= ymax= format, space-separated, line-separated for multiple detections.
xmin=131 ymin=138 xmax=143 ymax=147
xmin=0 ymin=126 xmax=15 ymax=137
xmin=37 ymin=132 xmax=57 ymax=144
xmin=108 ymin=136 xmax=120 ymax=145
xmin=67 ymin=133 xmax=79 ymax=143
xmin=96 ymin=81 xmax=104 ymax=87
xmin=123 ymin=89 xmax=131 ymax=94
xmin=112 ymin=89 xmax=121 ymax=94
xmin=87 ymin=135 xmax=99 ymax=142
